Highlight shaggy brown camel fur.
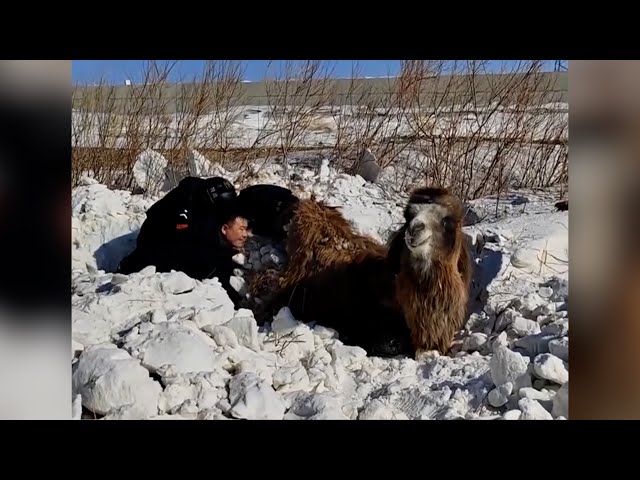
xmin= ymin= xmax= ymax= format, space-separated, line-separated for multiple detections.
xmin=247 ymin=188 xmax=472 ymax=357
xmin=247 ymin=197 xmax=413 ymax=357
xmin=387 ymin=187 xmax=472 ymax=355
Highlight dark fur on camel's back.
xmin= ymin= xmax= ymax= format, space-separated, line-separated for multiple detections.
xmin=249 ymin=198 xmax=413 ymax=357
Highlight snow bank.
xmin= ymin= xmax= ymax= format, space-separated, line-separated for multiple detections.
xmin=72 ymin=176 xmax=158 ymax=274
xmin=72 ymin=343 xmax=162 ymax=418
xmin=132 ymin=149 xmax=169 ymax=194
xmin=71 ymin=158 xmax=568 ymax=420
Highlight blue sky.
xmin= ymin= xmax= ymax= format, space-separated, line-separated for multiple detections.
xmin=72 ymin=60 xmax=564 ymax=85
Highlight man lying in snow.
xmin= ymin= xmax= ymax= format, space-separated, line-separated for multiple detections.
xmin=131 ymin=175 xmax=237 ymax=252
xmin=236 ymin=184 xmax=300 ymax=241
xmin=117 ymin=175 xmax=249 ymax=306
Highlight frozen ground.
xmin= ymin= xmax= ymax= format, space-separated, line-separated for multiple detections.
xmin=71 ymin=158 xmax=568 ymax=420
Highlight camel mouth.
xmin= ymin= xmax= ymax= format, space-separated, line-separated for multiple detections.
xmin=405 ymin=235 xmax=428 ymax=250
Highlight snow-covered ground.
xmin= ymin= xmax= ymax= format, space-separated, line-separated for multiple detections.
xmin=71 ymin=156 xmax=568 ymax=420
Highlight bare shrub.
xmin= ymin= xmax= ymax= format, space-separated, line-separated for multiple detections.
xmin=327 ymin=61 xmax=412 ymax=178
xmin=256 ymin=60 xmax=335 ymax=183
xmin=167 ymin=60 xmax=246 ymax=186
xmin=396 ymin=60 xmax=568 ymax=202
xmin=72 ymin=60 xmax=568 ymax=205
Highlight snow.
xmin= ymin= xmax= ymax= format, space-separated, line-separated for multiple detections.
xmin=488 ymin=382 xmax=513 ymax=408
xmin=225 ymin=311 xmax=260 ymax=351
xmin=532 ymin=354 xmax=569 ymax=385
xmin=72 ymin=180 xmax=157 ymax=273
xmin=519 ymin=398 xmax=554 ymax=420
xmin=71 ymin=153 xmax=568 ymax=420
xmin=228 ymin=372 xmax=286 ymax=420
xmin=490 ymin=346 xmax=531 ymax=391
xmin=72 ymin=104 xmax=568 ymax=153
xmin=358 ymin=399 xmax=409 ymax=420
xmin=284 ymin=392 xmax=350 ymax=420
xmin=122 ymin=321 xmax=221 ymax=374
xmin=72 ymin=343 xmax=162 ymax=418
xmin=503 ymin=410 xmax=522 ymax=420
xmin=132 ymin=149 xmax=169 ymax=195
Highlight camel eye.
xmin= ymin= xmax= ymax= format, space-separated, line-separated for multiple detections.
xmin=404 ymin=208 xmax=416 ymax=222
xmin=442 ymin=216 xmax=455 ymax=231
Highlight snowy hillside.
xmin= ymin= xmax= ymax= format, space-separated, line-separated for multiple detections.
xmin=71 ymin=158 xmax=568 ymax=420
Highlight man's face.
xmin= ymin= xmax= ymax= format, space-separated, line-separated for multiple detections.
xmin=221 ymin=217 xmax=249 ymax=250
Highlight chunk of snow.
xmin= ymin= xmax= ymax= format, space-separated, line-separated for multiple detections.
xmin=541 ymin=320 xmax=568 ymax=337
xmin=232 ymin=253 xmax=246 ymax=265
xmin=359 ymin=399 xmax=409 ymax=420
xmin=193 ymin=302 xmax=235 ymax=329
xmin=160 ymin=272 xmax=196 ymax=295
xmin=512 ymin=293 xmax=547 ymax=319
xmin=272 ymin=307 xmax=299 ymax=334
xmin=331 ymin=344 xmax=367 ymax=370
xmin=503 ymin=409 xmax=522 ymax=420
xmin=533 ymin=354 xmax=568 ymax=385
xmin=187 ymin=149 xmax=213 ymax=177
xmin=225 ymin=312 xmax=260 ymax=351
xmin=490 ymin=346 xmax=530 ymax=390
xmin=463 ymin=332 xmax=488 ymax=352
xmin=313 ymin=325 xmax=338 ymax=340
xmin=519 ymin=387 xmax=555 ymax=402
xmin=72 ymin=344 xmax=161 ymax=418
xmin=509 ymin=216 xmax=568 ymax=279
xmin=158 ymin=383 xmax=197 ymax=414
xmin=510 ymin=317 xmax=541 ymax=337
xmin=123 ymin=322 xmax=222 ymax=374
xmin=518 ymin=398 xmax=553 ymax=420
xmin=273 ymin=365 xmax=310 ymax=392
xmin=229 ymin=276 xmax=247 ymax=296
xmin=132 ymin=148 xmax=169 ymax=194
xmin=228 ymin=372 xmax=285 ymax=420
xmin=284 ymin=392 xmax=349 ymax=420
xmin=488 ymin=382 xmax=513 ymax=408
xmin=203 ymin=325 xmax=239 ymax=349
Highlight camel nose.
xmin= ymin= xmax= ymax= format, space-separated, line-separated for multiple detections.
xmin=408 ymin=221 xmax=425 ymax=238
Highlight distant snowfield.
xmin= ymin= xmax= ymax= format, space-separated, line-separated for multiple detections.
xmin=71 ymin=103 xmax=569 ymax=150
xmin=71 ymin=157 xmax=568 ymax=420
